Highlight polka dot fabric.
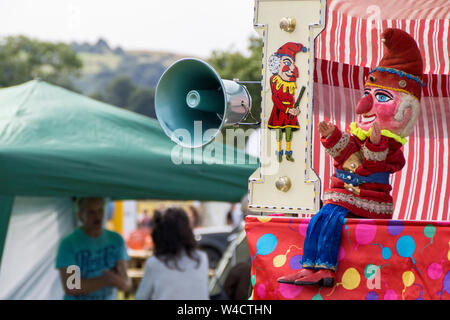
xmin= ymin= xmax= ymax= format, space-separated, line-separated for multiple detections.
xmin=245 ymin=216 xmax=450 ymax=300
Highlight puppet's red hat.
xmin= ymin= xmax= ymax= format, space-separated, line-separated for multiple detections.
xmin=276 ymin=42 xmax=307 ymax=60
xmin=365 ymin=28 xmax=424 ymax=100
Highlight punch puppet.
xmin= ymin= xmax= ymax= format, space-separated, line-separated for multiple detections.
xmin=277 ymin=28 xmax=424 ymax=286
xmin=267 ymin=42 xmax=307 ymax=162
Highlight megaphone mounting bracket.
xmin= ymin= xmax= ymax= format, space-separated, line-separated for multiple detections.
xmin=233 ymin=79 xmax=261 ymax=85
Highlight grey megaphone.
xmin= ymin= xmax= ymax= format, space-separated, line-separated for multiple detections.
xmin=155 ymin=58 xmax=252 ymax=148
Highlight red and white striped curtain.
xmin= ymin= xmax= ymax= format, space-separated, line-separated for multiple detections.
xmin=312 ymin=0 xmax=450 ymax=221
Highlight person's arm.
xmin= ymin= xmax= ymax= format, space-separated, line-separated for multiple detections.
xmin=223 ymin=266 xmax=239 ymax=300
xmin=58 ymin=267 xmax=111 ymax=296
xmin=106 ymin=233 xmax=132 ymax=292
xmin=103 ymin=260 xmax=132 ymax=292
xmin=56 ymin=239 xmax=111 ymax=296
xmin=135 ymin=259 xmax=154 ymax=300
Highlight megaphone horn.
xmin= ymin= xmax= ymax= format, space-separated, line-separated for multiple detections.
xmin=155 ymin=58 xmax=253 ymax=148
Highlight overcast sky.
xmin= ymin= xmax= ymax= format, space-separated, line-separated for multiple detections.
xmin=0 ymin=0 xmax=258 ymax=58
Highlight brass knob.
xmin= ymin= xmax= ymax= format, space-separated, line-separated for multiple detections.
xmin=275 ymin=176 xmax=292 ymax=192
xmin=280 ymin=17 xmax=296 ymax=33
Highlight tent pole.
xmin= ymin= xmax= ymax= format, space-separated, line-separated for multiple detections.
xmin=0 ymin=196 xmax=14 ymax=270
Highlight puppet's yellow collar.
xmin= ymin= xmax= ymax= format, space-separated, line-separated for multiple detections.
xmin=350 ymin=122 xmax=407 ymax=145
xmin=272 ymin=75 xmax=296 ymax=95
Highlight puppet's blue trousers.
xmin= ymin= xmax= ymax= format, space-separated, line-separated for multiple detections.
xmin=301 ymin=204 xmax=348 ymax=271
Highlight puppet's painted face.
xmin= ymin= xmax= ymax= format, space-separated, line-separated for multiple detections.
xmin=355 ymin=86 xmax=413 ymax=135
xmin=278 ymin=56 xmax=298 ymax=82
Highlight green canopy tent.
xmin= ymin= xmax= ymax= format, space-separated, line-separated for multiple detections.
xmin=0 ymin=80 xmax=257 ymax=298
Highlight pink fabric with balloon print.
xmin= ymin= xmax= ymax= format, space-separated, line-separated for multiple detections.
xmin=245 ymin=216 xmax=450 ymax=300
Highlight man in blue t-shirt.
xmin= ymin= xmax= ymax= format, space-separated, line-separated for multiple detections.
xmin=56 ymin=198 xmax=131 ymax=300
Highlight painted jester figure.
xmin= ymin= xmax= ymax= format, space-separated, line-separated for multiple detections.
xmin=278 ymin=28 xmax=424 ymax=286
xmin=267 ymin=42 xmax=307 ymax=162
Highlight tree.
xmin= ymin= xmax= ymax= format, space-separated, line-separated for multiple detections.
xmin=128 ymin=88 xmax=156 ymax=118
xmin=0 ymin=36 xmax=82 ymax=90
xmin=90 ymin=76 xmax=156 ymax=119
xmin=207 ymin=36 xmax=263 ymax=124
xmin=104 ymin=75 xmax=137 ymax=108
xmin=207 ymin=36 xmax=263 ymax=148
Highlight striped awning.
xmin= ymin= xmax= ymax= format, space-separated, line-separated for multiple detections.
xmin=312 ymin=0 xmax=450 ymax=221
xmin=315 ymin=0 xmax=450 ymax=74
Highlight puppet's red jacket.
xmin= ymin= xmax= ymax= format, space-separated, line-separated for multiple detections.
xmin=321 ymin=123 xmax=406 ymax=219
xmin=267 ymin=75 xmax=299 ymax=130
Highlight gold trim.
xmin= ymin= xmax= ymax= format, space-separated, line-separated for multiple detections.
xmin=325 ymin=132 xmax=350 ymax=158
xmin=268 ymin=125 xmax=299 ymax=129
xmin=323 ymin=191 xmax=393 ymax=214
xmin=364 ymin=83 xmax=420 ymax=101
xmin=344 ymin=183 xmax=361 ymax=196
xmin=342 ymin=152 xmax=363 ymax=172
xmin=361 ymin=144 xmax=388 ymax=161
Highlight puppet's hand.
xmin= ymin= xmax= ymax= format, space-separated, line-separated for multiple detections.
xmin=369 ymin=121 xmax=381 ymax=144
xmin=318 ymin=121 xmax=335 ymax=138
xmin=288 ymin=108 xmax=300 ymax=116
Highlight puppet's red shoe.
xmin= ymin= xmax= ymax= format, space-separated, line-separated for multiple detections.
xmin=294 ymin=269 xmax=335 ymax=287
xmin=277 ymin=268 xmax=315 ymax=284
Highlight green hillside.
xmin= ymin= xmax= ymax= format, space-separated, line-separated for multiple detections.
xmin=71 ymin=39 xmax=192 ymax=95
xmin=69 ymin=37 xmax=261 ymax=124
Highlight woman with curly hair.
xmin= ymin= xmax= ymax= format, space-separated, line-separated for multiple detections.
xmin=135 ymin=207 xmax=209 ymax=300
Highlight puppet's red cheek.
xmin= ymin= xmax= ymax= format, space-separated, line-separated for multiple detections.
xmin=374 ymin=102 xmax=397 ymax=121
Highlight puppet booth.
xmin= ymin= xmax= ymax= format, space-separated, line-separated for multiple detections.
xmin=245 ymin=0 xmax=450 ymax=300
xmin=155 ymin=0 xmax=449 ymax=300
xmin=0 ymin=80 xmax=257 ymax=299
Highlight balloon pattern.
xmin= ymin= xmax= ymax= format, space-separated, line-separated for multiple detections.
xmin=402 ymin=271 xmax=415 ymax=300
xmin=255 ymin=283 xmax=266 ymax=299
xmin=413 ymin=284 xmax=424 ymax=300
xmin=396 ymin=235 xmax=416 ymax=264
xmin=246 ymin=216 xmax=450 ymax=300
xmin=447 ymin=242 xmax=450 ymax=261
xmin=438 ymin=271 xmax=450 ymax=297
xmin=427 ymin=262 xmax=442 ymax=280
xmin=289 ymin=254 xmax=303 ymax=270
xmin=327 ymin=267 xmax=361 ymax=296
xmin=387 ymin=220 xmax=404 ymax=236
xmin=273 ymin=244 xmax=302 ymax=268
xmin=277 ymin=283 xmax=303 ymax=299
xmin=354 ymin=220 xmax=377 ymax=250
xmin=371 ymin=243 xmax=392 ymax=260
xmin=366 ymin=291 xmax=378 ymax=300
xmin=421 ymin=224 xmax=436 ymax=253
xmin=254 ymin=233 xmax=278 ymax=259
xmin=343 ymin=218 xmax=352 ymax=245
xmin=312 ymin=287 xmax=323 ymax=300
xmin=364 ymin=264 xmax=379 ymax=280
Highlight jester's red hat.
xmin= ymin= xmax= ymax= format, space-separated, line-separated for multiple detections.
xmin=365 ymin=28 xmax=424 ymax=100
xmin=275 ymin=42 xmax=307 ymax=60
xmin=268 ymin=42 xmax=307 ymax=74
